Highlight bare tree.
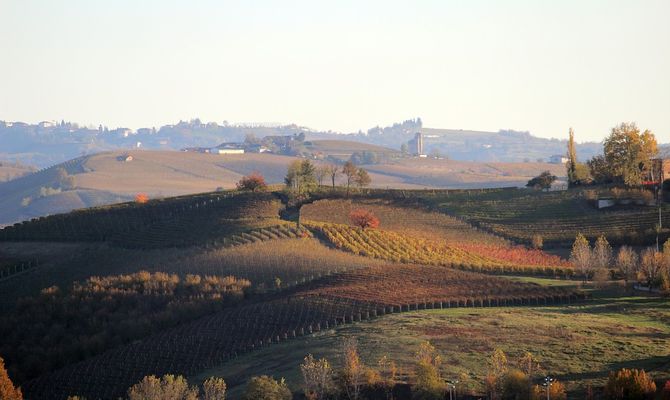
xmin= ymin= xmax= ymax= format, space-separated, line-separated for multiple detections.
xmin=341 ymin=338 xmax=365 ymax=400
xmin=354 ymin=168 xmax=371 ymax=188
xmin=592 ymin=235 xmax=613 ymax=269
xmin=203 ymin=377 xmax=227 ymax=400
xmin=640 ymin=248 xmax=663 ymax=287
xmin=316 ymin=165 xmax=329 ymax=186
xmin=616 ymin=246 xmax=638 ymax=288
xmin=570 ymin=233 xmax=593 ymax=281
xmin=326 ymin=164 xmax=340 ymax=188
xmin=342 ymin=161 xmax=358 ymax=196
xmin=300 ymin=354 xmax=334 ymax=400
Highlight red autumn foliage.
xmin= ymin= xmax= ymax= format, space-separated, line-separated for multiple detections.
xmin=349 ymin=209 xmax=380 ymax=230
xmin=662 ymin=380 xmax=670 ymax=400
xmin=236 ymin=172 xmax=267 ymax=192
xmin=135 ymin=193 xmax=149 ymax=204
xmin=455 ymin=243 xmax=572 ymax=268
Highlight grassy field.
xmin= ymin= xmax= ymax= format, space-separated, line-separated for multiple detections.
xmin=194 ymin=288 xmax=670 ymax=398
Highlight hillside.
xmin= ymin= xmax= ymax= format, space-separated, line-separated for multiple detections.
xmin=364 ymin=157 xmax=566 ymax=189
xmin=0 ymin=162 xmax=36 ymax=182
xmin=1 ymin=119 xmax=605 ymax=167
xmin=0 ymin=149 xmax=569 ymax=227
xmin=1 ymin=188 xmax=669 ymax=399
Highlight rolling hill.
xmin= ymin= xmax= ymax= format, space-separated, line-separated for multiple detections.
xmin=0 ymin=149 xmax=567 ymax=227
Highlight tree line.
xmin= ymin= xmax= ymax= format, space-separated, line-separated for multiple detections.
xmin=4 ymin=339 xmax=666 ymax=400
xmin=570 ymin=233 xmax=670 ymax=292
xmin=285 ymin=160 xmax=371 ymax=196
xmin=567 ymin=123 xmax=658 ymax=187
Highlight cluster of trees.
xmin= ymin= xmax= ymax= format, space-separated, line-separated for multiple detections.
xmin=298 ymin=338 xmax=398 ymax=400
xmin=295 ymin=342 xmax=570 ymax=400
xmin=567 ymin=123 xmax=659 ymax=187
xmin=0 ymin=271 xmax=250 ymax=383
xmin=604 ymin=368 xmax=658 ymax=400
xmin=124 ymin=375 xmax=227 ymax=400
xmin=570 ymin=234 xmax=670 ymax=290
xmin=286 ymin=160 xmax=371 ymax=196
xmin=526 ymin=171 xmax=558 ymax=191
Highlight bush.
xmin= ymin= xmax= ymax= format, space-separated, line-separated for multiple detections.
xmin=135 ymin=193 xmax=149 ymax=203
xmin=237 ymin=172 xmax=267 ymax=192
xmin=243 ymin=375 xmax=292 ymax=400
xmin=604 ymin=368 xmax=656 ymax=400
xmin=531 ymin=380 xmax=566 ymax=400
xmin=502 ymin=369 xmax=530 ymax=400
xmin=349 ymin=209 xmax=380 ymax=230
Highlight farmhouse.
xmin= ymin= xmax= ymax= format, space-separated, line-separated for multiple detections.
xmin=211 ymin=148 xmax=245 ymax=155
xmin=549 ymin=155 xmax=569 ymax=164
xmin=211 ymin=142 xmax=245 ymax=154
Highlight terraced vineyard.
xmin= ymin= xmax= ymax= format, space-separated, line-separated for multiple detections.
xmin=308 ymin=222 xmax=576 ymax=278
xmin=22 ymin=264 xmax=583 ymax=400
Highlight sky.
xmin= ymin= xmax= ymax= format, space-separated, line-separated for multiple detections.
xmin=1 ymin=0 xmax=669 ymax=142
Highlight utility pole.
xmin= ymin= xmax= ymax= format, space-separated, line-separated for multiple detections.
xmin=658 ymin=204 xmax=662 ymax=252
xmin=542 ymin=376 xmax=555 ymax=400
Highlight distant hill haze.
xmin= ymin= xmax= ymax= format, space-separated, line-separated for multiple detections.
xmin=0 ymin=119 xmax=604 ymax=167
xmin=0 ymin=148 xmax=566 ymax=227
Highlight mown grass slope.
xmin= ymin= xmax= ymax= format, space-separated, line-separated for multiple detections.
xmin=194 ymin=289 xmax=670 ymax=398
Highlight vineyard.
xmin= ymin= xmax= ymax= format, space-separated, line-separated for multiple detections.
xmin=0 ymin=190 xmax=285 ymax=248
xmin=301 ymin=198 xmax=507 ymax=244
xmin=172 ymin=238 xmax=384 ymax=290
xmin=307 ymin=222 xmax=575 ymax=278
xmin=0 ymin=271 xmax=251 ymax=384
xmin=22 ymin=264 xmax=583 ymax=400
xmin=424 ymin=188 xmax=670 ymax=246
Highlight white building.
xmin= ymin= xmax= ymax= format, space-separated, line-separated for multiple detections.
xmin=211 ymin=148 xmax=245 ymax=155
xmin=549 ymin=155 xmax=569 ymax=164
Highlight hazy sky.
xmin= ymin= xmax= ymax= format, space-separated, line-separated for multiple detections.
xmin=1 ymin=1 xmax=668 ymax=142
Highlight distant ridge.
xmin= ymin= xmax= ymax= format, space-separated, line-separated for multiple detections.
xmin=0 ymin=118 xmax=604 ymax=167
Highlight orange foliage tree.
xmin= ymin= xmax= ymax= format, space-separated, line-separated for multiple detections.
xmin=0 ymin=357 xmax=22 ymax=400
xmin=135 ymin=193 xmax=149 ymax=204
xmin=349 ymin=209 xmax=380 ymax=230
xmin=604 ymin=368 xmax=656 ymax=400
xmin=237 ymin=172 xmax=267 ymax=192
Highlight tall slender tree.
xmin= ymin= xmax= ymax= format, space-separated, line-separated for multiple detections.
xmin=567 ymin=128 xmax=578 ymax=187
